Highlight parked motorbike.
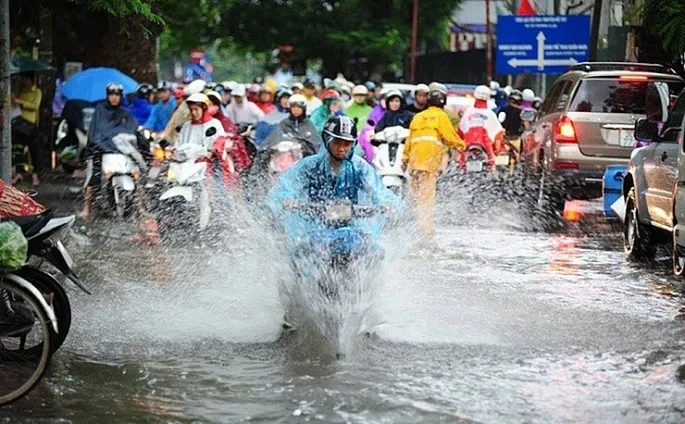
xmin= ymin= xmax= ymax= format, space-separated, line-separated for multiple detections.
xmin=371 ymin=126 xmax=409 ymax=198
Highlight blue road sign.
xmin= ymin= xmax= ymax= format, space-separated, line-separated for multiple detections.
xmin=496 ymin=15 xmax=591 ymax=75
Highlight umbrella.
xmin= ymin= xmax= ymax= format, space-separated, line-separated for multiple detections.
xmin=61 ymin=67 xmax=138 ymax=102
xmin=9 ymin=56 xmax=55 ymax=75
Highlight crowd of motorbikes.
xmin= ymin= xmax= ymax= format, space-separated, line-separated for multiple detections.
xmin=0 ymin=78 xmax=546 ymax=404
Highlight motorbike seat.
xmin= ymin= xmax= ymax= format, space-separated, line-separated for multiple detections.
xmin=1 ymin=209 xmax=54 ymax=238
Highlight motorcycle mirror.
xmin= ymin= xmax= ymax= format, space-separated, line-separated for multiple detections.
xmin=498 ymin=111 xmax=506 ymax=123
xmin=175 ymin=125 xmax=183 ymax=133
xmin=205 ymin=127 xmax=217 ymax=137
xmin=367 ymin=119 xmax=375 ymax=126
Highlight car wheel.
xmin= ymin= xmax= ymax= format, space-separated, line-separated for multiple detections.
xmin=536 ymin=166 xmax=565 ymax=219
xmin=623 ymin=187 xmax=656 ymax=261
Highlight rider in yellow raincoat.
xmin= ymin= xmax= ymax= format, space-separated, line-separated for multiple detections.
xmin=402 ymin=84 xmax=465 ymax=241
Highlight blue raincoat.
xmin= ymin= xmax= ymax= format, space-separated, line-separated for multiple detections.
xmin=144 ymin=97 xmax=177 ymax=132
xmin=127 ymin=97 xmax=152 ymax=125
xmin=267 ymin=136 xmax=400 ymax=246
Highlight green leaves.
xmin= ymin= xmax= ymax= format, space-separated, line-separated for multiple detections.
xmin=637 ymin=0 xmax=685 ymax=59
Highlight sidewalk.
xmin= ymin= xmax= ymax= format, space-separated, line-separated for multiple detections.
xmin=16 ymin=170 xmax=82 ymax=215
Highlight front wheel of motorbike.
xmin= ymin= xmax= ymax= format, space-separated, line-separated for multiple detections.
xmin=15 ymin=266 xmax=71 ymax=356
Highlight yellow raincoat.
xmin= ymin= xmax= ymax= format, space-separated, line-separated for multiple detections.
xmin=403 ymin=106 xmax=465 ymax=174
xmin=403 ymin=106 xmax=465 ymax=241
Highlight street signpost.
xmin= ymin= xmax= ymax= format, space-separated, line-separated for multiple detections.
xmin=496 ymin=15 xmax=592 ymax=75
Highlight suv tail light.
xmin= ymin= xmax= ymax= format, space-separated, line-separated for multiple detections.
xmin=555 ymin=117 xmax=577 ymax=144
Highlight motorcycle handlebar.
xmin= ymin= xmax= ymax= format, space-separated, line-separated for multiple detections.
xmin=286 ymin=202 xmax=384 ymax=218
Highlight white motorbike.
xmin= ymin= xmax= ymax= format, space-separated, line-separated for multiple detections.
xmin=150 ymin=143 xmax=211 ymax=232
xmin=371 ymin=126 xmax=409 ymax=197
xmin=99 ymin=134 xmax=148 ymax=218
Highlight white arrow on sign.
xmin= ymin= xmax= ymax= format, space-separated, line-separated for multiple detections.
xmin=507 ymin=31 xmax=578 ymax=70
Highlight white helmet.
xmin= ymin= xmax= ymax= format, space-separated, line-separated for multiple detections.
xmin=522 ymin=88 xmax=535 ymax=102
xmin=205 ymin=91 xmax=221 ymax=104
xmin=352 ymin=85 xmax=368 ymax=96
xmin=385 ymin=89 xmax=403 ymax=100
xmin=489 ymin=81 xmax=500 ymax=92
xmin=474 ymin=85 xmax=491 ymax=101
xmin=415 ymin=83 xmax=430 ymax=94
xmin=184 ymin=79 xmax=207 ymax=96
xmin=186 ymin=93 xmax=210 ymax=106
xmin=289 ymin=94 xmax=307 ymax=108
xmin=503 ymin=85 xmax=513 ymax=96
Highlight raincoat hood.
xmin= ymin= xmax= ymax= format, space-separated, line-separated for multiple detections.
xmin=266 ymin=141 xmax=401 ymax=244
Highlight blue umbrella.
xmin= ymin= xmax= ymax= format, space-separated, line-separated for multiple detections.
xmin=61 ymin=67 xmax=139 ymax=102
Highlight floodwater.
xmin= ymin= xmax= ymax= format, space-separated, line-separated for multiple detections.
xmin=3 ymin=195 xmax=685 ymax=424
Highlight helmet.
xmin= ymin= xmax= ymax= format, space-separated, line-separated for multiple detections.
xmin=323 ymin=115 xmax=358 ymax=143
xmin=291 ymin=82 xmax=304 ymax=91
xmin=206 ymin=91 xmax=222 ymax=105
xmin=260 ymin=84 xmax=274 ymax=94
xmin=474 ymin=85 xmax=491 ymax=101
xmin=276 ymin=88 xmax=293 ymax=99
xmin=205 ymin=82 xmax=218 ymax=90
xmin=136 ymin=83 xmax=154 ymax=98
xmin=248 ymin=83 xmax=261 ymax=94
xmin=508 ymin=89 xmax=523 ymax=104
xmin=428 ymin=87 xmax=447 ymax=107
xmin=385 ymin=89 xmax=403 ymax=102
xmin=364 ymin=81 xmax=377 ymax=91
xmin=224 ymin=81 xmax=238 ymax=92
xmin=106 ymin=82 xmax=124 ymax=95
xmin=522 ymin=89 xmax=535 ymax=102
xmin=321 ymin=89 xmax=341 ymax=102
xmin=232 ymin=84 xmax=247 ymax=97
xmin=157 ymin=80 xmax=172 ymax=91
xmin=339 ymin=84 xmax=351 ymax=95
xmin=352 ymin=85 xmax=368 ymax=96
xmin=532 ymin=96 xmax=543 ymax=110
xmin=489 ymin=81 xmax=500 ymax=95
xmin=503 ymin=85 xmax=513 ymax=96
xmin=428 ymin=82 xmax=448 ymax=95
xmin=184 ymin=79 xmax=207 ymax=96
xmin=289 ymin=94 xmax=307 ymax=109
xmin=414 ymin=84 xmax=430 ymax=94
xmin=186 ymin=93 xmax=210 ymax=108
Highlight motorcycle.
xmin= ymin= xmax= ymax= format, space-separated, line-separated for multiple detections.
xmin=99 ymin=133 xmax=149 ymax=218
xmin=281 ymin=201 xmax=386 ymax=359
xmin=149 ymin=143 xmax=211 ymax=232
xmin=55 ymin=100 xmax=96 ymax=174
xmin=371 ymin=126 xmax=409 ymax=198
xmin=0 ymin=192 xmax=88 ymax=358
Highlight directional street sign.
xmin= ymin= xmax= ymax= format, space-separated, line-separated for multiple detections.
xmin=496 ymin=15 xmax=592 ymax=75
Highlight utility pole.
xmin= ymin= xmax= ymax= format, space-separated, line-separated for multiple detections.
xmin=589 ymin=0 xmax=603 ymax=60
xmin=410 ymin=0 xmax=419 ymax=83
xmin=486 ymin=0 xmax=493 ymax=82
xmin=0 ymin=0 xmax=11 ymax=183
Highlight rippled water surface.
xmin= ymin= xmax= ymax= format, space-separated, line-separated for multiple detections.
xmin=4 ymin=199 xmax=685 ymax=423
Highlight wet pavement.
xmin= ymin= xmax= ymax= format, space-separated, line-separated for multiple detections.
xmin=3 ymin=176 xmax=685 ymax=423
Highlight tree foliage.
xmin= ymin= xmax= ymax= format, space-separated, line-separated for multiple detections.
xmin=155 ymin=0 xmax=461 ymax=79
xmin=638 ymin=0 xmax=685 ymax=60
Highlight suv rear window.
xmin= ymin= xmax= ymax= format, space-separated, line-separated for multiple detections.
xmin=569 ymin=78 xmax=684 ymax=114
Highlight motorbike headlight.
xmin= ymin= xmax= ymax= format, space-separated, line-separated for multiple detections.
xmin=142 ymin=129 xmax=151 ymax=140
xmin=153 ymin=146 xmax=166 ymax=161
xmin=167 ymin=168 xmax=177 ymax=182
xmin=326 ymin=204 xmax=353 ymax=221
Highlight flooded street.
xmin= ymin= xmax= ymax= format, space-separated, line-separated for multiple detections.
xmin=4 ymin=199 xmax=685 ymax=423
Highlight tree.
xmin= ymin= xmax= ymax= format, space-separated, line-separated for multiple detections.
xmin=636 ymin=0 xmax=685 ymax=73
xmin=155 ymin=0 xmax=461 ymax=81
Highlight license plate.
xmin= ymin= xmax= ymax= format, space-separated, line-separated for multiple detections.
xmin=619 ymin=130 xmax=635 ymax=147
xmin=466 ymin=161 xmax=483 ymax=172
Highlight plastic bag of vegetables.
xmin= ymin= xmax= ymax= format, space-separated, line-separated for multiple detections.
xmin=0 ymin=221 xmax=27 ymax=271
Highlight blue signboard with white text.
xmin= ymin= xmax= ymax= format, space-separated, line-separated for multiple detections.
xmin=496 ymin=15 xmax=591 ymax=75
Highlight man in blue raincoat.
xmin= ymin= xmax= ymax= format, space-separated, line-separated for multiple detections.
xmin=267 ymin=115 xmax=400 ymax=245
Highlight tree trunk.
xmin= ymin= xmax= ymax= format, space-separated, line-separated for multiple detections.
xmin=0 ymin=0 xmax=11 ymax=182
xmin=77 ymin=13 xmax=159 ymax=83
